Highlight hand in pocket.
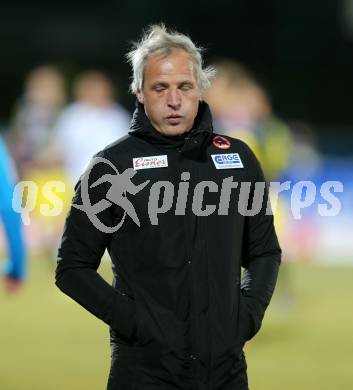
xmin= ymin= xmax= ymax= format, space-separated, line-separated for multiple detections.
xmin=238 ymin=295 xmax=259 ymax=345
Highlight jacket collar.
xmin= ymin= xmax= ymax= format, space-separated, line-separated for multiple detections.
xmin=128 ymin=100 xmax=214 ymax=159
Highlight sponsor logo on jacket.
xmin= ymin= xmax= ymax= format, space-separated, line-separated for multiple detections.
xmin=211 ymin=153 xmax=244 ymax=169
xmin=133 ymin=155 xmax=168 ymax=170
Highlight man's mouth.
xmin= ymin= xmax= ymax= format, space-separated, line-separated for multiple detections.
xmin=166 ymin=115 xmax=183 ymax=124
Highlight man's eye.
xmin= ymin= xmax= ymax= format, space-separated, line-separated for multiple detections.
xmin=180 ymin=84 xmax=192 ymax=91
xmin=154 ymin=86 xmax=166 ymax=92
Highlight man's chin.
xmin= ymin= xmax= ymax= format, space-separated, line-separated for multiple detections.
xmin=161 ymin=124 xmax=191 ymax=137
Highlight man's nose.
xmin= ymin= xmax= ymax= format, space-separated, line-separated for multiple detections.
xmin=166 ymin=88 xmax=181 ymax=110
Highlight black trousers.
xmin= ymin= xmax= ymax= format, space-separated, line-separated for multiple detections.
xmin=106 ymin=344 xmax=248 ymax=390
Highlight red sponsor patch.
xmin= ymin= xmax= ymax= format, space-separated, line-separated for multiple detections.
xmin=212 ymin=135 xmax=231 ymax=149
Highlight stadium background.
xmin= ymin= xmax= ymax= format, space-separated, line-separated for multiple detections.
xmin=1 ymin=1 xmax=353 ymax=389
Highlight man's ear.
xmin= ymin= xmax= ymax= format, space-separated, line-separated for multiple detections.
xmin=198 ymin=88 xmax=203 ymax=101
xmin=136 ymin=89 xmax=144 ymax=104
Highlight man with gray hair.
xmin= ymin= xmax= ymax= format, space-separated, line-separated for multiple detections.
xmin=55 ymin=24 xmax=281 ymax=389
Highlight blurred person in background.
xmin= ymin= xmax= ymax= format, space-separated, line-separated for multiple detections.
xmin=5 ymin=66 xmax=69 ymax=259
xmin=282 ymin=121 xmax=321 ymax=263
xmin=8 ymin=65 xmax=66 ymax=178
xmin=53 ymin=70 xmax=131 ymax=186
xmin=0 ymin=134 xmax=26 ymax=294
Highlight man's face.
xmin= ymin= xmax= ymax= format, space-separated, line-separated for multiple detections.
xmin=137 ymin=48 xmax=200 ymax=136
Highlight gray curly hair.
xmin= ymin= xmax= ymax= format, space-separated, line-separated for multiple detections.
xmin=126 ymin=24 xmax=216 ymax=96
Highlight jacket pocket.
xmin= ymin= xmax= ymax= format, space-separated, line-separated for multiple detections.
xmin=110 ymin=288 xmax=137 ymax=344
xmin=237 ymin=294 xmax=261 ymax=345
xmin=135 ymin=303 xmax=152 ymax=346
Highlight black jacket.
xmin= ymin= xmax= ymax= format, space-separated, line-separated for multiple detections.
xmin=55 ymin=101 xmax=281 ymax=389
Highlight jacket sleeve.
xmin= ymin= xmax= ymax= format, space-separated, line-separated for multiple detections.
xmin=55 ymin=153 xmax=136 ymax=339
xmin=240 ymin=144 xmax=282 ymax=340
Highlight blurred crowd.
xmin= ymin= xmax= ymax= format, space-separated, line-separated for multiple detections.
xmin=0 ymin=59 xmax=332 ymax=293
xmin=0 ymin=65 xmax=133 ymax=290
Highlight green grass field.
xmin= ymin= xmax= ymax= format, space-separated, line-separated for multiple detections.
xmin=1 ymin=259 xmax=352 ymax=389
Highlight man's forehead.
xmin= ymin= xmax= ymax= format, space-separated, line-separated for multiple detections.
xmin=144 ymin=49 xmax=195 ymax=80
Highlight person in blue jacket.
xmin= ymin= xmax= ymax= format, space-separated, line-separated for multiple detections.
xmin=0 ymin=134 xmax=26 ymax=293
